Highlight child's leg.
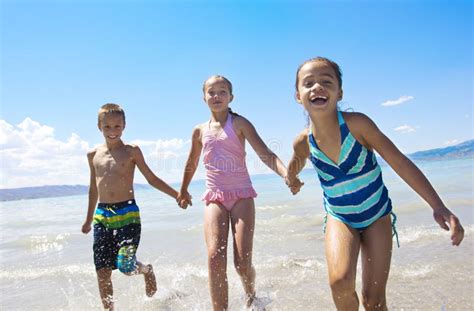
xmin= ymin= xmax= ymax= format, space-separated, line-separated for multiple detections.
xmin=229 ymin=198 xmax=256 ymax=306
xmin=325 ymin=216 xmax=361 ymax=311
xmin=136 ymin=261 xmax=157 ymax=297
xmin=116 ymin=223 xmax=157 ymax=297
xmin=360 ymin=214 xmax=392 ymax=310
xmin=204 ymin=202 xmax=230 ymax=310
xmin=96 ymin=268 xmax=114 ymax=310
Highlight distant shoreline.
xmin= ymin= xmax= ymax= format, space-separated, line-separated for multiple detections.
xmin=1 ymin=140 xmax=472 ymax=202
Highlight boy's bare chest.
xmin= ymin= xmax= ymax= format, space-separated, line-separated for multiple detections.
xmin=94 ymin=151 xmax=134 ymax=177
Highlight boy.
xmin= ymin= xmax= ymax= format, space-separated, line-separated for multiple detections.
xmin=81 ymin=103 xmax=187 ymax=310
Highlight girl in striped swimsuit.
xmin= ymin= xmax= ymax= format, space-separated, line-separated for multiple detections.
xmin=286 ymin=57 xmax=464 ymax=310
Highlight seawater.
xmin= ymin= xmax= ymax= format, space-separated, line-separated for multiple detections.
xmin=0 ymin=158 xmax=473 ymax=310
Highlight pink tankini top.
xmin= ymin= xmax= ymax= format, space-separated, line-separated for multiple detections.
xmin=201 ymin=114 xmax=257 ymax=203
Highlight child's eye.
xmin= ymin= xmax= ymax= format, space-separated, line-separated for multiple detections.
xmin=304 ymin=81 xmax=314 ymax=88
xmin=322 ymin=80 xmax=332 ymax=85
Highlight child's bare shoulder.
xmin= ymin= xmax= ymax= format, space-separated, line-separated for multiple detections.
xmin=342 ymin=111 xmax=370 ymax=122
xmin=191 ymin=123 xmax=206 ymax=139
xmin=294 ymin=128 xmax=310 ymax=156
xmin=342 ymin=111 xmax=380 ymax=147
xmin=232 ymin=114 xmax=251 ymax=126
xmin=87 ymin=147 xmax=99 ymax=161
xmin=231 ymin=115 xmax=254 ymax=135
xmin=123 ymin=143 xmax=142 ymax=156
xmin=294 ymin=128 xmax=309 ymax=145
xmin=342 ymin=111 xmax=375 ymax=131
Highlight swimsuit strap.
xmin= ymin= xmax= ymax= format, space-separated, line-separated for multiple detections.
xmin=337 ymin=110 xmax=345 ymax=125
xmin=391 ymin=211 xmax=400 ymax=248
xmin=207 ymin=112 xmax=231 ymax=130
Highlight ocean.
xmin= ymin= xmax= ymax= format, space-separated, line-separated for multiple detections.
xmin=1 ymin=158 xmax=473 ymax=310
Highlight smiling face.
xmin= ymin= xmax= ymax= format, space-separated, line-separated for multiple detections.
xmin=203 ymin=77 xmax=234 ymax=113
xmin=98 ymin=113 xmax=125 ymax=144
xmin=296 ymin=60 xmax=343 ymax=115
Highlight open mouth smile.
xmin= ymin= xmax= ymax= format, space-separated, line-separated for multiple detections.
xmin=309 ymin=95 xmax=328 ymax=106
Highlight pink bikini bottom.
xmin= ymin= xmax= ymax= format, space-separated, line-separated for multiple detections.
xmin=204 ymin=198 xmax=250 ymax=211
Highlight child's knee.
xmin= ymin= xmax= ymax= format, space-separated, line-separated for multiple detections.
xmin=234 ymin=256 xmax=252 ymax=276
xmin=117 ymin=245 xmax=138 ymax=275
xmin=329 ymin=273 xmax=356 ymax=294
xmin=96 ymin=268 xmax=113 ymax=281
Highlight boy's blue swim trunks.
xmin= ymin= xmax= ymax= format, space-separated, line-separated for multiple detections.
xmin=92 ymin=199 xmax=141 ymax=272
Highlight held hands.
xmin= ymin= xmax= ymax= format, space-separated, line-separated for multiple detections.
xmin=433 ymin=206 xmax=464 ymax=246
xmin=285 ymin=175 xmax=304 ymax=195
xmin=177 ymin=190 xmax=193 ymax=209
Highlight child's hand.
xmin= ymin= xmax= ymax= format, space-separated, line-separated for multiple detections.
xmin=177 ymin=190 xmax=192 ymax=209
xmin=285 ymin=176 xmax=304 ymax=195
xmin=433 ymin=206 xmax=464 ymax=246
xmin=81 ymin=222 xmax=92 ymax=234
xmin=179 ymin=198 xmax=192 ymax=209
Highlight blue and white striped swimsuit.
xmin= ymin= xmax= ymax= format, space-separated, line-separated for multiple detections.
xmin=309 ymin=110 xmax=393 ymax=230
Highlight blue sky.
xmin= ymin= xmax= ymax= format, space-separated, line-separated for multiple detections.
xmin=1 ymin=0 xmax=472 ymax=188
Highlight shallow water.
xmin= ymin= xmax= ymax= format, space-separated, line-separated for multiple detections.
xmin=0 ymin=158 xmax=473 ymax=310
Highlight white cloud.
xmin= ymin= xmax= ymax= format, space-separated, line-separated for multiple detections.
xmin=394 ymin=124 xmax=416 ymax=133
xmin=381 ymin=95 xmax=414 ymax=107
xmin=444 ymin=139 xmax=460 ymax=146
xmin=0 ymin=118 xmax=199 ymax=188
xmin=0 ymin=118 xmax=92 ymax=188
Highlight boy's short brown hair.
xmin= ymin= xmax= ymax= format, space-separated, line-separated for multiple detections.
xmin=98 ymin=103 xmax=126 ymax=126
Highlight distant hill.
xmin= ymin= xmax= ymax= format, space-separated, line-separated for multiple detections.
xmin=1 ymin=140 xmax=472 ymax=202
xmin=0 ymin=184 xmax=152 ymax=202
xmin=408 ymin=139 xmax=474 ymax=161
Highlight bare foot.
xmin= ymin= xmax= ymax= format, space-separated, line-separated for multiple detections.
xmin=144 ymin=264 xmax=157 ymax=297
xmin=246 ymin=292 xmax=256 ymax=308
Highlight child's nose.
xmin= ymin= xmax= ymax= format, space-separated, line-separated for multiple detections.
xmin=312 ymin=83 xmax=323 ymax=91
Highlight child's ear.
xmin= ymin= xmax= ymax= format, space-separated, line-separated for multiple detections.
xmin=295 ymin=91 xmax=302 ymax=104
xmin=229 ymin=94 xmax=234 ymax=103
xmin=338 ymin=89 xmax=343 ymax=101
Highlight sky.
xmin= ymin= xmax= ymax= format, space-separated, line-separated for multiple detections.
xmin=1 ymin=0 xmax=472 ymax=189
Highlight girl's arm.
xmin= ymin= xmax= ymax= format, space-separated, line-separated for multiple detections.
xmin=237 ymin=117 xmax=287 ymax=178
xmin=286 ymin=129 xmax=309 ymax=194
xmin=177 ymin=126 xmax=203 ymax=207
xmin=132 ymin=145 xmax=182 ymax=203
xmin=355 ymin=113 xmax=464 ymax=246
xmin=82 ymin=151 xmax=98 ymax=234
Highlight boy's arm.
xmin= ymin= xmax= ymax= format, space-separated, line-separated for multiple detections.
xmin=356 ymin=113 xmax=464 ymax=245
xmin=131 ymin=145 xmax=179 ymax=200
xmin=237 ymin=117 xmax=287 ymax=178
xmin=82 ymin=151 xmax=98 ymax=234
xmin=178 ymin=126 xmax=203 ymax=206
xmin=286 ymin=130 xmax=309 ymax=194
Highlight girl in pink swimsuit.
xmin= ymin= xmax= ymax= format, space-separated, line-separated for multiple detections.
xmin=178 ymin=75 xmax=291 ymax=310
